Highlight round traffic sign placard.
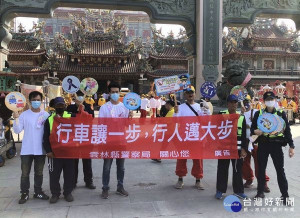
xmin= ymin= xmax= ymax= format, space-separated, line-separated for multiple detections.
xmin=80 ymin=78 xmax=98 ymax=96
xmin=123 ymin=93 xmax=141 ymax=110
xmin=200 ymin=82 xmax=216 ymax=99
xmin=62 ymin=76 xmax=80 ymax=94
xmin=257 ymin=113 xmax=278 ymax=133
xmin=5 ymin=92 xmax=26 ymax=112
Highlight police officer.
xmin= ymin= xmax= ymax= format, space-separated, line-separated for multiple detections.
xmin=251 ymin=91 xmax=295 ymax=204
xmin=43 ymin=97 xmax=75 ymax=203
xmin=215 ymin=94 xmax=248 ymax=200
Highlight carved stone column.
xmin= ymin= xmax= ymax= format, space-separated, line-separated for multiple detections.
xmin=195 ymin=0 xmax=223 ymax=100
xmin=0 ymin=24 xmax=12 ymax=70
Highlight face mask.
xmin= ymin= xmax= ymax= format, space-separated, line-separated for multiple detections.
xmin=55 ymin=108 xmax=65 ymax=115
xmin=265 ymin=100 xmax=275 ymax=108
xmin=77 ymin=96 xmax=84 ymax=102
xmin=111 ymin=93 xmax=120 ymax=102
xmin=31 ymin=101 xmax=41 ymax=109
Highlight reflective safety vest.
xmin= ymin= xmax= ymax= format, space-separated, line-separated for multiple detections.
xmin=220 ymin=110 xmax=244 ymax=150
xmin=48 ymin=111 xmax=71 ymax=132
xmin=259 ymin=109 xmax=284 ymax=138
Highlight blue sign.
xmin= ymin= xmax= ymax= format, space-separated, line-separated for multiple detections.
xmin=271 ymin=115 xmax=286 ymax=135
xmin=257 ymin=113 xmax=278 ymax=133
xmin=200 ymin=82 xmax=216 ymax=99
xmin=123 ymin=93 xmax=141 ymax=110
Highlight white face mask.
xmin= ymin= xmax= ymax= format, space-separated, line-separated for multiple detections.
xmin=265 ymin=100 xmax=275 ymax=108
xmin=77 ymin=96 xmax=84 ymax=102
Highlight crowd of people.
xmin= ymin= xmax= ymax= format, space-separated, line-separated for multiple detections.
xmin=251 ymin=95 xmax=298 ymax=114
xmin=11 ymin=82 xmax=295 ymax=206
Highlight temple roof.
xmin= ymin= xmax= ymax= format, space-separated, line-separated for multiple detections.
xmin=70 ymin=40 xmax=129 ymax=57
xmin=249 ymin=25 xmax=297 ymax=48
xmin=223 ymin=47 xmax=300 ymax=59
xmin=53 ymin=8 xmax=86 ymax=19
xmin=10 ymin=66 xmax=48 ymax=76
xmin=8 ymin=40 xmax=46 ymax=55
xmin=252 ymin=25 xmax=294 ymax=40
xmin=149 ymin=47 xmax=187 ymax=60
xmin=57 ymin=54 xmax=140 ymax=76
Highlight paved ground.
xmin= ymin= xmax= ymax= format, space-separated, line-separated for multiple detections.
xmin=0 ymin=118 xmax=299 ymax=218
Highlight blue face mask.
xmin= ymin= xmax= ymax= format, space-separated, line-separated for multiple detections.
xmin=31 ymin=101 xmax=41 ymax=109
xmin=111 ymin=93 xmax=120 ymax=102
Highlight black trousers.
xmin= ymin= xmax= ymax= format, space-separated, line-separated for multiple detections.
xmin=216 ymin=158 xmax=244 ymax=194
xmin=20 ymin=155 xmax=45 ymax=194
xmin=257 ymin=143 xmax=289 ymax=197
xmin=74 ymin=159 xmax=93 ymax=185
xmin=49 ymin=158 xmax=75 ymax=196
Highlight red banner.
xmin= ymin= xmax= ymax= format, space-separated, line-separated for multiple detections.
xmin=50 ymin=112 xmax=239 ymax=159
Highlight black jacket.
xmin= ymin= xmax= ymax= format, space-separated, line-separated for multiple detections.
xmin=43 ymin=112 xmax=75 ymax=154
xmin=67 ymin=102 xmax=94 ymax=117
xmin=250 ymin=108 xmax=294 ymax=149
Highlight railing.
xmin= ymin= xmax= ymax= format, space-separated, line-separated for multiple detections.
xmin=249 ymin=68 xmax=300 ymax=77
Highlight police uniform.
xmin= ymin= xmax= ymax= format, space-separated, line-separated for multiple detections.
xmin=43 ymin=111 xmax=75 ymax=198
xmin=216 ymin=109 xmax=247 ymax=195
xmin=251 ymin=105 xmax=294 ymax=198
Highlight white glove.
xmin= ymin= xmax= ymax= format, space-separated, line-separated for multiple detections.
xmin=248 ymin=141 xmax=254 ymax=152
xmin=201 ymin=99 xmax=209 ymax=109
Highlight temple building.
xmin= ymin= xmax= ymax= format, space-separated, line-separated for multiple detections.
xmin=145 ymin=29 xmax=194 ymax=93
xmin=50 ymin=12 xmax=149 ymax=93
xmin=6 ymin=27 xmax=48 ymax=85
xmin=223 ymin=18 xmax=300 ymax=88
xmin=47 ymin=11 xmax=192 ymax=94
xmin=39 ymin=8 xmax=153 ymax=47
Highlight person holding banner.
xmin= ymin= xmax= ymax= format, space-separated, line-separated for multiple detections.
xmin=99 ymin=82 xmax=132 ymax=199
xmin=12 ymin=91 xmax=50 ymax=204
xmin=215 ymin=94 xmax=248 ymax=200
xmin=43 ymin=97 xmax=75 ymax=203
xmin=173 ymin=89 xmax=210 ymax=190
xmin=67 ymin=92 xmax=96 ymax=190
xmin=152 ymin=100 xmax=175 ymax=163
xmin=251 ymin=91 xmax=295 ymax=205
